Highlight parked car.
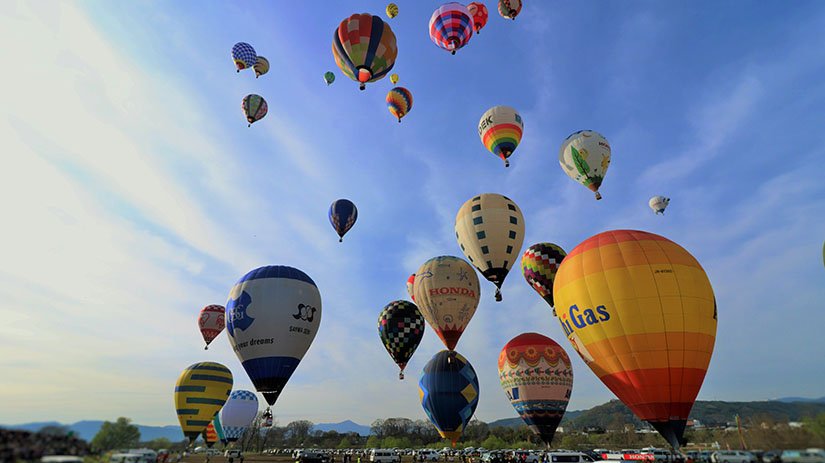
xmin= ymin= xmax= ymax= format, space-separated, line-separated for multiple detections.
xmin=109 ymin=454 xmax=144 ymax=463
xmin=417 ymin=450 xmax=442 ymax=461
xmin=781 ymin=451 xmax=825 ymax=463
xmin=40 ymin=457 xmax=84 ymax=463
xmin=548 ymin=452 xmax=596 ymax=463
xmin=481 ymin=452 xmax=506 ymax=463
xmin=711 ymin=451 xmax=755 ymax=463
xmin=225 ymin=449 xmax=243 ymax=462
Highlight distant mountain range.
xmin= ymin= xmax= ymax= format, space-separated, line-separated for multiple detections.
xmin=0 ymin=419 xmax=371 ymax=442
xmin=311 ymin=420 xmax=372 ymax=436
xmin=5 ymin=397 xmax=824 ymax=442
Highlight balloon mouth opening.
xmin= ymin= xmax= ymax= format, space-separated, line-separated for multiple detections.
xmin=357 ymin=68 xmax=372 ymax=83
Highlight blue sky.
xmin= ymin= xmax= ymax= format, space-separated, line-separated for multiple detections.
xmin=1 ymin=1 xmax=824 ymax=427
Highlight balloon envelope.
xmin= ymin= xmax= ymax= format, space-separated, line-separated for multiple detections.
xmin=174 ymin=362 xmax=233 ymax=441
xmin=253 ymin=56 xmax=270 ymax=78
xmin=479 ymin=106 xmax=523 ymax=167
xmin=559 ymin=130 xmax=611 ymax=200
xmin=378 ymin=300 xmax=425 ymax=378
xmin=498 ymin=333 xmax=573 ymax=447
xmin=553 ymin=230 xmax=717 ymax=449
xmin=386 ymin=3 xmax=399 ymax=18
xmin=406 ymin=273 xmax=416 ymax=302
xmin=649 ymin=196 xmax=670 ymax=214
xmin=226 ymin=266 xmax=322 ymax=407
xmin=220 ymin=390 xmax=259 ymax=442
xmin=329 ymin=199 xmax=358 ymax=242
xmin=467 ymin=2 xmax=489 ymax=33
xmin=413 ymin=256 xmax=480 ymax=350
xmin=198 ymin=304 xmax=225 ymax=349
xmin=419 ymin=350 xmax=480 ymax=444
xmin=498 ymin=0 xmax=522 ymax=19
xmin=390 ymin=73 xmax=399 ymax=84
xmin=242 ymin=94 xmax=267 ymax=126
xmin=521 ymin=243 xmax=567 ymax=308
xmin=455 ymin=193 xmax=525 ymax=301
xmin=332 ymin=13 xmax=398 ymax=90
xmin=231 ymin=42 xmax=257 ymax=71
xmin=386 ymin=87 xmax=413 ymax=123
xmin=324 ymin=71 xmax=336 ymax=85
xmin=201 ymin=422 xmax=218 ymax=447
xmin=212 ymin=414 xmax=226 ymax=445
xmin=429 ymin=3 xmax=474 ymax=55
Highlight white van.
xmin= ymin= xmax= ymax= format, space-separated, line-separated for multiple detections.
xmin=371 ymin=449 xmax=401 ymax=463
xmin=781 ymin=451 xmax=825 ymax=463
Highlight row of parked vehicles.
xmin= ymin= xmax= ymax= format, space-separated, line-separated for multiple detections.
xmin=282 ymin=447 xmax=825 ymax=463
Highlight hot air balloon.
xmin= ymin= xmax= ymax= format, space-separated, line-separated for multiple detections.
xmin=429 ymin=3 xmax=474 ymax=55
xmin=559 ymin=130 xmax=611 ymax=200
xmin=378 ymin=300 xmax=425 ymax=380
xmin=522 ymin=243 xmax=567 ymax=310
xmin=253 ymin=56 xmax=269 ymax=78
xmin=553 ymin=230 xmax=717 ymax=450
xmin=329 ymin=199 xmax=358 ymax=242
xmin=406 ymin=274 xmax=416 ymax=302
xmin=201 ymin=422 xmax=218 ymax=448
xmin=498 ymin=333 xmax=573 ymax=447
xmin=231 ymin=42 xmax=257 ymax=72
xmin=386 ymin=87 xmax=413 ymax=123
xmin=212 ymin=414 xmax=226 ymax=445
xmin=198 ymin=304 xmax=225 ymax=350
xmin=467 ymin=2 xmax=489 ymax=33
xmin=220 ymin=390 xmax=259 ymax=442
xmin=332 ymin=13 xmax=398 ymax=90
xmin=498 ymin=0 xmax=522 ymax=20
xmin=455 ymin=193 xmax=525 ymax=301
xmin=174 ymin=362 xmax=233 ymax=443
xmin=390 ymin=73 xmax=399 ymax=84
xmin=649 ymin=196 xmax=670 ymax=214
xmin=226 ymin=266 xmax=321 ymax=418
xmin=242 ymin=94 xmax=267 ymax=127
xmin=412 ymin=256 xmax=480 ymax=350
xmin=419 ymin=350 xmax=480 ymax=445
xmin=478 ymin=106 xmax=523 ymax=167
xmin=324 ymin=71 xmax=336 ymax=86
xmin=386 ymin=3 xmax=399 ymax=19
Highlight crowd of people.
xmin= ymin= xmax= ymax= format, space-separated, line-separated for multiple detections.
xmin=0 ymin=428 xmax=91 ymax=462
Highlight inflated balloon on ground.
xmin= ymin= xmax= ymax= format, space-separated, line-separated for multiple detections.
xmin=498 ymin=332 xmax=573 ymax=447
xmin=419 ymin=350 xmax=480 ymax=445
xmin=553 ymin=230 xmax=717 ymax=450
xmin=174 ymin=362 xmax=233 ymax=442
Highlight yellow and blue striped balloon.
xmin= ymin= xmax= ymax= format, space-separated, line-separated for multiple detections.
xmin=174 ymin=362 xmax=233 ymax=441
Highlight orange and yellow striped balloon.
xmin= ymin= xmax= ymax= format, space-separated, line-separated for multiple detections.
xmin=174 ymin=362 xmax=233 ymax=441
xmin=552 ymin=230 xmax=716 ymax=450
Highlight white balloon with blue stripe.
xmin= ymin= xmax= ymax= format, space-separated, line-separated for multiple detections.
xmin=220 ymin=389 xmax=259 ymax=442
